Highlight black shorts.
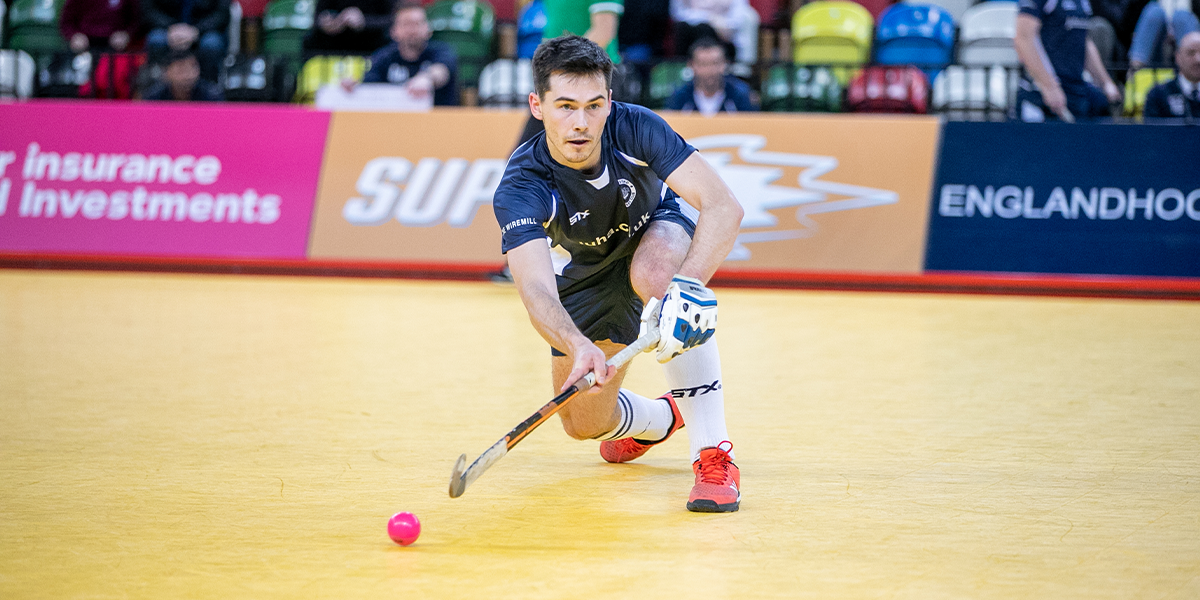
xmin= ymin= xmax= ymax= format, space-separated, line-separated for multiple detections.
xmin=550 ymin=199 xmax=696 ymax=356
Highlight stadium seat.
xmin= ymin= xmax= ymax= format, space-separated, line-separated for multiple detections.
xmin=427 ymin=0 xmax=496 ymax=87
xmin=78 ymin=52 xmax=144 ymax=99
xmin=516 ymin=0 xmax=545 ymax=59
xmin=5 ymin=0 xmax=67 ymax=53
xmin=874 ymin=3 xmax=955 ymax=76
xmin=958 ymin=1 xmax=1019 ymax=66
xmin=923 ymin=0 xmax=973 ymax=22
xmin=761 ymin=64 xmax=843 ymax=112
xmin=0 ymin=49 xmax=36 ymax=99
xmin=792 ymin=1 xmax=874 ymax=65
xmin=932 ymin=64 xmax=1015 ymax=119
xmin=262 ymin=0 xmax=316 ymax=61
xmin=846 ymin=65 xmax=928 ymax=113
xmin=293 ymin=54 xmax=369 ymax=103
xmin=222 ymin=54 xmax=284 ymax=101
xmin=34 ymin=52 xmax=89 ymax=97
xmin=647 ymin=61 xmax=690 ymax=109
xmin=478 ymin=57 xmax=533 ymax=106
xmin=1123 ymin=68 xmax=1176 ymax=117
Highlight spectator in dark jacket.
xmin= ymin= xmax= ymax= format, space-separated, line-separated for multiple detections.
xmin=144 ymin=0 xmax=231 ymax=82
xmin=1144 ymin=31 xmax=1200 ymax=118
xmin=60 ymin=0 xmax=140 ymax=53
xmin=666 ymin=38 xmax=757 ymax=115
xmin=142 ymin=50 xmax=225 ymax=101
xmin=305 ymin=0 xmax=393 ymax=53
xmin=358 ymin=1 xmax=459 ymax=105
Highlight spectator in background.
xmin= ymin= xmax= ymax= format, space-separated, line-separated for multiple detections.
xmin=1014 ymin=0 xmax=1123 ymax=121
xmin=142 ymin=50 xmax=225 ymax=101
xmin=144 ymin=0 xmax=231 ymax=82
xmin=60 ymin=0 xmax=140 ymax=54
xmin=305 ymin=0 xmax=393 ymax=53
xmin=618 ymin=0 xmax=669 ymax=63
xmin=666 ymin=37 xmax=756 ymax=114
xmin=671 ymin=0 xmax=750 ymax=61
xmin=1128 ymin=0 xmax=1199 ymax=69
xmin=1144 ymin=30 xmax=1200 ymax=117
xmin=358 ymin=1 xmax=459 ymax=105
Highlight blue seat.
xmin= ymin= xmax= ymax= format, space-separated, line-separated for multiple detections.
xmin=874 ymin=3 xmax=956 ymax=76
xmin=517 ymin=0 xmax=546 ymax=59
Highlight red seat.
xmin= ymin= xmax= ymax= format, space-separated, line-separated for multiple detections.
xmin=846 ymin=65 xmax=929 ymax=113
xmin=849 ymin=0 xmax=896 ymax=19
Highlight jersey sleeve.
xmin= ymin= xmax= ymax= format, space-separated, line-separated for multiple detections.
xmin=589 ymin=0 xmax=624 ymax=15
xmin=493 ymin=167 xmax=554 ymax=254
xmin=1018 ymin=0 xmax=1046 ymax=19
xmin=617 ymin=104 xmax=696 ymax=181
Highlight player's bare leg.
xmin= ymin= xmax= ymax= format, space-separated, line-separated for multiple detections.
xmin=630 ymin=220 xmax=740 ymax=512
xmin=552 ymin=341 xmax=678 ymax=446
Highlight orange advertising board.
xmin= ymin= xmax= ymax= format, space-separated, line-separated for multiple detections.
xmin=309 ymin=109 xmax=941 ymax=274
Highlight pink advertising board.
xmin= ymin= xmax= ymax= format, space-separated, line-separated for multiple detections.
xmin=0 ymin=101 xmax=329 ymax=259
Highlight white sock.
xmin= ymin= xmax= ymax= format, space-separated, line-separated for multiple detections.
xmin=662 ymin=338 xmax=732 ymax=462
xmin=594 ymin=389 xmax=674 ymax=442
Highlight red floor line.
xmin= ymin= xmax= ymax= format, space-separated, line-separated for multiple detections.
xmin=2 ymin=254 xmax=1198 ymax=301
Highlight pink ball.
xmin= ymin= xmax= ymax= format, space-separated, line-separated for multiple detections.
xmin=387 ymin=512 xmax=421 ymax=546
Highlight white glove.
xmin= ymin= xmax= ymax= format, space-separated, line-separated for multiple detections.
xmin=640 ymin=275 xmax=717 ymax=364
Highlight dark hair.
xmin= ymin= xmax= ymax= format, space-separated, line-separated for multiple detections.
xmin=688 ymin=37 xmax=727 ymax=61
xmin=392 ymin=0 xmax=425 ymax=18
xmin=532 ymin=35 xmax=613 ymax=98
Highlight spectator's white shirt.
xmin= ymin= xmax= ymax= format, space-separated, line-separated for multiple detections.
xmin=671 ymin=0 xmax=749 ymax=29
xmin=694 ymin=88 xmax=728 ymax=116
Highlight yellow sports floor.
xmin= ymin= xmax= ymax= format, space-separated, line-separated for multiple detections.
xmin=1 ymin=269 xmax=1198 ymax=599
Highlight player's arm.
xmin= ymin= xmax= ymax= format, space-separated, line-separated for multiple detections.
xmin=663 ymin=152 xmax=744 ymax=285
xmin=1013 ymin=13 xmax=1069 ymax=117
xmin=506 ymin=239 xmax=615 ymax=392
xmin=1085 ymin=38 xmax=1122 ymax=103
xmin=584 ymin=7 xmax=620 ymax=49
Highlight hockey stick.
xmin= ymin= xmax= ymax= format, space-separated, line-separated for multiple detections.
xmin=448 ymin=325 xmax=662 ymax=498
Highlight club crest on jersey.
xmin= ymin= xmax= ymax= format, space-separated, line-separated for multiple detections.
xmin=569 ymin=210 xmax=590 ymax=225
xmin=618 ymin=178 xmax=637 ymax=207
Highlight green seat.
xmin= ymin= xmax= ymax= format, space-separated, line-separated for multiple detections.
xmin=262 ymin=0 xmax=315 ymax=60
xmin=647 ymin=61 xmax=688 ymax=109
xmin=761 ymin=65 xmax=843 ymax=112
xmin=426 ymin=0 xmax=495 ymax=87
xmin=6 ymin=0 xmax=67 ymax=53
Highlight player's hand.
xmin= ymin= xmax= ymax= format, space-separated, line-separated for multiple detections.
xmin=406 ymin=73 xmax=434 ymax=97
xmin=70 ymin=33 xmax=89 ymax=53
xmin=648 ymin=275 xmax=717 ymax=364
xmin=1103 ymin=80 xmax=1123 ymax=104
xmin=563 ymin=339 xmax=615 ymax=394
xmin=341 ymin=7 xmax=366 ymax=29
xmin=1041 ymin=83 xmax=1068 ymax=119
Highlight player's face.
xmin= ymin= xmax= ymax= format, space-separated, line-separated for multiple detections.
xmin=530 ymin=72 xmax=611 ymax=172
xmin=1178 ymin=33 xmax=1200 ymax=82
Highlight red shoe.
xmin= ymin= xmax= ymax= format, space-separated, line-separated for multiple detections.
xmin=687 ymin=441 xmax=740 ymax=513
xmin=599 ymin=393 xmax=684 ymax=463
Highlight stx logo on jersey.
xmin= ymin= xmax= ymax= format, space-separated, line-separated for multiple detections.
xmin=569 ymin=210 xmax=590 ymax=225
xmin=341 ymin=157 xmax=505 ymax=227
xmin=687 ymin=134 xmax=900 ymax=260
xmin=671 ymin=380 xmax=722 ymax=398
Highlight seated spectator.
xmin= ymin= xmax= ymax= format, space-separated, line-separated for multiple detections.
xmin=142 ymin=50 xmax=225 ymax=101
xmin=1144 ymin=30 xmax=1200 ymax=117
xmin=1128 ymin=0 xmax=1199 ymax=69
xmin=144 ymin=0 xmax=231 ymax=82
xmin=666 ymin=38 xmax=757 ymax=114
xmin=671 ymin=0 xmax=750 ymax=61
xmin=619 ymin=0 xmax=670 ymax=64
xmin=305 ymin=0 xmax=393 ymax=53
xmin=1014 ymin=0 xmax=1123 ymax=121
xmin=353 ymin=1 xmax=459 ymax=106
xmin=60 ymin=0 xmax=140 ymax=54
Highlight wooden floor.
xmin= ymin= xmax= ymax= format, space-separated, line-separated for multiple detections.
xmin=1 ymin=270 xmax=1198 ymax=599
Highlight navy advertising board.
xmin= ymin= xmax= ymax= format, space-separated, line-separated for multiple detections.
xmin=926 ymin=122 xmax=1200 ymax=278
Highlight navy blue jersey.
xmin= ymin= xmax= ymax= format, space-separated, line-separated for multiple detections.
xmin=493 ymin=102 xmax=697 ymax=294
xmin=1019 ymin=0 xmax=1093 ymax=86
xmin=363 ymin=41 xmax=459 ymax=106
